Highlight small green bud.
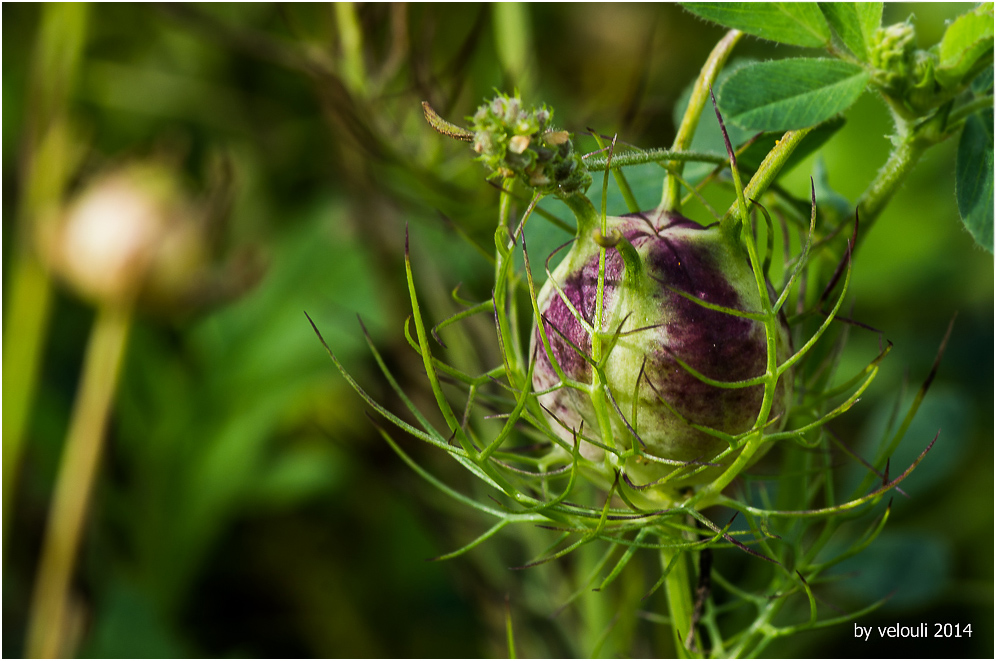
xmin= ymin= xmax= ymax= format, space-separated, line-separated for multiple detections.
xmin=468 ymin=93 xmax=591 ymax=195
xmin=906 ymin=49 xmax=941 ymax=113
xmin=39 ymin=164 xmax=200 ymax=307
xmin=871 ymin=21 xmax=918 ymax=95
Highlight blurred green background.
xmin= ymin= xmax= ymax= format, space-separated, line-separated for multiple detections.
xmin=3 ymin=3 xmax=992 ymax=658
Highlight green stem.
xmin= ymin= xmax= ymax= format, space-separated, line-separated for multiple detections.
xmin=854 ymin=127 xmax=929 ymax=246
xmin=334 ymin=2 xmax=367 ymax=97
xmin=493 ymin=181 xmax=523 ymax=382
xmin=947 ymin=94 xmax=994 ymax=127
xmin=492 ymin=2 xmax=536 ymax=96
xmin=690 ymin=435 xmax=765 ymax=509
xmin=559 ymin=190 xmax=600 ymax=238
xmin=585 ymin=148 xmax=728 ymax=172
xmin=721 ymin=127 xmax=815 ymax=225
xmin=580 ymin=540 xmax=614 ymax=657
xmin=662 ymin=545 xmax=696 ymax=657
xmin=855 ymin=87 xmax=991 ymax=249
xmin=26 ymin=304 xmax=133 ymax=659
xmin=3 ymin=260 xmax=54 ymax=534
xmin=660 ymin=29 xmax=742 ymax=215
xmin=3 ymin=1 xmax=88 ymax=548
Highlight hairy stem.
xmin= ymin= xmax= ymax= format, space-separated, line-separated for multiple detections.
xmin=854 ymin=125 xmax=929 ymax=247
xmin=722 ymin=127 xmax=815 ymax=224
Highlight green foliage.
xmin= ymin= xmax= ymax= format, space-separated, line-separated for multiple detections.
xmin=818 ymin=2 xmax=883 ymax=62
xmin=382 ymin=16 xmax=970 ymax=651
xmin=737 ymin=116 xmax=847 ymax=173
xmin=956 ymin=110 xmax=995 ymax=252
xmin=972 ymin=64 xmax=994 ymax=93
xmin=689 ymin=0 xmax=995 ymax=251
xmin=4 ymin=4 xmax=992 ymax=659
xmin=682 ymin=2 xmax=831 ymax=48
xmin=719 ymin=59 xmax=870 ymax=131
xmin=936 ymin=2 xmax=995 ymax=88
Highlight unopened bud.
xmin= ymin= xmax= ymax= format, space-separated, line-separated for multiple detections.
xmin=544 ymin=131 xmax=570 ymax=147
xmin=39 ymin=161 xmax=255 ymax=315
xmin=509 ymin=135 xmax=531 ymax=154
xmin=40 ymin=165 xmax=195 ymax=306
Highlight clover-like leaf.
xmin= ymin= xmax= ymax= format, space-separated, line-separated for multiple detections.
xmin=971 ymin=64 xmax=994 ymax=94
xmin=818 ymin=2 xmax=882 ymax=62
xmin=682 ymin=2 xmax=831 ymax=48
xmin=719 ymin=58 xmax=870 ymax=131
xmin=936 ymin=2 xmax=995 ymax=89
xmin=956 ymin=110 xmax=994 ymax=253
xmin=737 ymin=115 xmax=847 ymax=173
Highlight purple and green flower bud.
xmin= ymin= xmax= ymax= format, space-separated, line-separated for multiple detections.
xmin=531 ymin=211 xmax=792 ymax=494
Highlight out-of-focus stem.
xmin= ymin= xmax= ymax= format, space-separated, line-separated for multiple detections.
xmin=659 ymin=29 xmax=742 ymax=215
xmin=579 ymin=540 xmax=613 ymax=657
xmin=492 ymin=2 xmax=536 ymax=96
xmin=25 ymin=304 xmax=133 ymax=660
xmin=3 ymin=260 xmax=54 ymax=523
xmin=334 ymin=2 xmax=367 ymax=97
xmin=3 ymin=1 xmax=88 ymax=546
xmin=662 ymin=545 xmax=696 ymax=657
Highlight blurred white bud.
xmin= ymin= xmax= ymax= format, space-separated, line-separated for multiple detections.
xmin=40 ymin=163 xmax=208 ymax=309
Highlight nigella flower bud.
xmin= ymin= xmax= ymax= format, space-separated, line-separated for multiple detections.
xmin=531 ymin=211 xmax=792 ymax=493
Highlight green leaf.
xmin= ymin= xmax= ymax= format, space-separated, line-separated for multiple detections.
xmin=936 ymin=2 xmax=995 ymax=88
xmin=670 ymin=59 xmax=846 ymax=186
xmin=737 ymin=115 xmax=846 ymax=173
xmin=812 ymin=156 xmax=853 ymax=225
xmin=251 ymin=442 xmax=345 ymax=510
xmin=956 ymin=110 xmax=994 ymax=253
xmin=672 ymin=58 xmax=754 ymax=182
xmin=971 ymin=64 xmax=994 ymax=93
xmin=834 ymin=532 xmax=951 ymax=608
xmin=82 ymin=581 xmax=189 ymax=658
xmin=818 ymin=2 xmax=882 ymax=61
xmin=682 ymin=2 xmax=831 ymax=48
xmin=719 ymin=58 xmax=870 ymax=131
